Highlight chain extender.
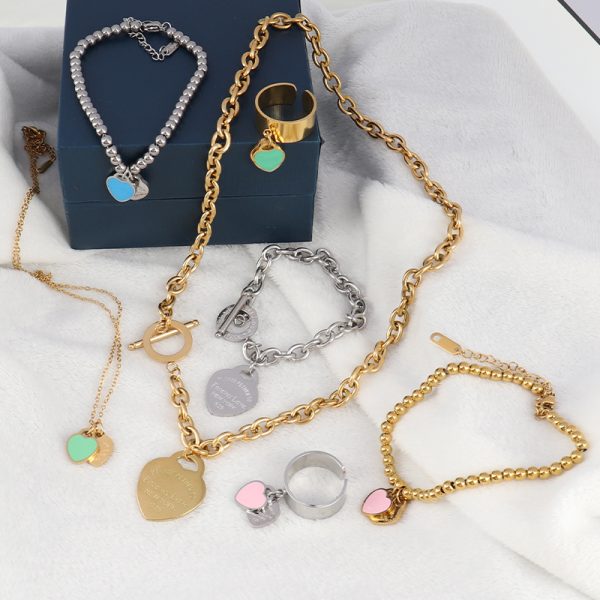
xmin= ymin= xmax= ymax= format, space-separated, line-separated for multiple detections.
xmin=152 ymin=13 xmax=463 ymax=458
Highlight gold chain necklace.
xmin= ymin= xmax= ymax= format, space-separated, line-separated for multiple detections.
xmin=130 ymin=13 xmax=463 ymax=521
xmin=362 ymin=333 xmax=588 ymax=524
xmin=14 ymin=126 xmax=123 ymax=467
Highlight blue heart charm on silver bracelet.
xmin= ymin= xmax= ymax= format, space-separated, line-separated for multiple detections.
xmin=106 ymin=173 xmax=149 ymax=202
xmin=106 ymin=174 xmax=135 ymax=202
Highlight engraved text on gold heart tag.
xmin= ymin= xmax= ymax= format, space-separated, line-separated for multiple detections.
xmin=137 ymin=452 xmax=206 ymax=521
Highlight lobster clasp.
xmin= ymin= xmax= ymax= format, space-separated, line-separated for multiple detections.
xmin=142 ymin=20 xmax=163 ymax=32
xmin=535 ymin=395 xmax=555 ymax=419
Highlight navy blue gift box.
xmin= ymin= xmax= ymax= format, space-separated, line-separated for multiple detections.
xmin=58 ymin=0 xmax=320 ymax=249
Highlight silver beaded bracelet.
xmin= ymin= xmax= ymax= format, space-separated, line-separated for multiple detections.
xmin=69 ymin=17 xmax=207 ymax=203
xmin=206 ymin=245 xmax=368 ymax=417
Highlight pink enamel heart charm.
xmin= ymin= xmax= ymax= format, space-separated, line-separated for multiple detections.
xmin=362 ymin=488 xmax=392 ymax=515
xmin=235 ymin=480 xmax=268 ymax=511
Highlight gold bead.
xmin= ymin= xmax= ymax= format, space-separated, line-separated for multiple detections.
xmin=522 ymin=379 xmax=534 ymax=390
xmin=491 ymin=370 xmax=503 ymax=381
xmin=380 ymin=444 xmax=392 ymax=455
xmin=490 ymin=470 xmax=503 ymax=482
xmin=403 ymin=397 xmax=415 ymax=408
xmin=570 ymin=450 xmax=584 ymax=464
xmin=576 ymin=441 xmax=588 ymax=452
xmin=386 ymin=411 xmax=399 ymax=424
xmin=502 ymin=371 xmax=514 ymax=382
xmin=426 ymin=375 xmax=438 ymax=387
xmin=454 ymin=477 xmax=466 ymax=489
xmin=419 ymin=384 xmax=431 ymax=395
xmin=549 ymin=462 xmax=563 ymax=476
xmin=442 ymin=481 xmax=454 ymax=494
xmin=526 ymin=467 xmax=539 ymax=480
xmin=538 ymin=466 xmax=551 ymax=479
xmin=380 ymin=433 xmax=392 ymax=444
xmin=381 ymin=422 xmax=392 ymax=434
xmin=515 ymin=468 xmax=527 ymax=480
xmin=565 ymin=426 xmax=575 ymax=436
xmin=412 ymin=391 xmax=424 ymax=402
xmin=384 ymin=465 xmax=395 ymax=476
xmin=434 ymin=368 xmax=448 ymax=380
xmin=512 ymin=374 xmax=524 ymax=385
xmin=469 ymin=364 xmax=481 ymax=376
xmin=531 ymin=384 xmax=544 ymax=395
xmin=571 ymin=432 xmax=583 ymax=442
xmin=434 ymin=485 xmax=444 ymax=498
xmin=502 ymin=468 xmax=516 ymax=480
xmin=417 ymin=490 xmax=426 ymax=501
xmin=478 ymin=472 xmax=491 ymax=485
xmin=458 ymin=362 xmax=470 ymax=374
xmin=447 ymin=363 xmax=459 ymax=375
xmin=389 ymin=475 xmax=401 ymax=486
xmin=466 ymin=475 xmax=479 ymax=487
xmin=557 ymin=422 xmax=568 ymax=432
xmin=560 ymin=456 xmax=574 ymax=470
xmin=394 ymin=403 xmax=406 ymax=415
xmin=480 ymin=367 xmax=492 ymax=379
xmin=382 ymin=455 xmax=394 ymax=465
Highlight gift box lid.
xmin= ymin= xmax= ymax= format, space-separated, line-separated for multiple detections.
xmin=58 ymin=0 xmax=321 ymax=204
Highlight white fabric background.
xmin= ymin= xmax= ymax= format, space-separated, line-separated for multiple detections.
xmin=1 ymin=1 xmax=599 ymax=599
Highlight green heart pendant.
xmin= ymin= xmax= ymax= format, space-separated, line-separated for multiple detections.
xmin=250 ymin=140 xmax=286 ymax=173
xmin=67 ymin=432 xmax=98 ymax=463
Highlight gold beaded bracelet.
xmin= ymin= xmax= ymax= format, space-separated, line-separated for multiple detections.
xmin=361 ymin=333 xmax=589 ymax=525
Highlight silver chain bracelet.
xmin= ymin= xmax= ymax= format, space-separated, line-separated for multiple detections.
xmin=205 ymin=245 xmax=367 ymax=417
xmin=69 ymin=17 xmax=207 ymax=203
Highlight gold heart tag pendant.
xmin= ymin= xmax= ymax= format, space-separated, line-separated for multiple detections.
xmin=137 ymin=452 xmax=206 ymax=521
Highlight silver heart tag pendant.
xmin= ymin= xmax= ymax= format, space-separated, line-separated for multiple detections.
xmin=206 ymin=365 xmax=259 ymax=417
xmin=131 ymin=175 xmax=149 ymax=201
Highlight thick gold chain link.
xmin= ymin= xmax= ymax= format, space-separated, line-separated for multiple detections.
xmin=156 ymin=13 xmax=463 ymax=458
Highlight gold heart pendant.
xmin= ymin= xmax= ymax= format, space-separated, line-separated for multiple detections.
xmin=137 ymin=452 xmax=206 ymax=521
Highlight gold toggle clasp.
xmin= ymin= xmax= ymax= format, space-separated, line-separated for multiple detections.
xmin=129 ymin=319 xmax=199 ymax=363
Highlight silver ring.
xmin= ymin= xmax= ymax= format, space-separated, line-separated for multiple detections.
xmin=283 ymin=451 xmax=347 ymax=520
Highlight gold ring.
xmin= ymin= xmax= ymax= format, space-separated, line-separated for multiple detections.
xmin=251 ymin=82 xmax=317 ymax=172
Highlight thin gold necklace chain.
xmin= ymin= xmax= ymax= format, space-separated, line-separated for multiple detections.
xmin=13 ymin=126 xmax=123 ymax=434
xmin=149 ymin=13 xmax=463 ymax=459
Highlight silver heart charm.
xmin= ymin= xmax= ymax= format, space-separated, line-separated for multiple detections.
xmin=247 ymin=498 xmax=281 ymax=528
xmin=131 ymin=175 xmax=149 ymax=201
xmin=206 ymin=365 xmax=259 ymax=417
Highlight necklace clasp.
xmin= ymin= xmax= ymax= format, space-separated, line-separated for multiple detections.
xmin=141 ymin=20 xmax=163 ymax=33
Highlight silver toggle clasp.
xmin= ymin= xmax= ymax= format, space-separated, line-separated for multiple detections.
xmin=215 ymin=293 xmax=255 ymax=338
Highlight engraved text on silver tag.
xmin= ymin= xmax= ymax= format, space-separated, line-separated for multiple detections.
xmin=206 ymin=365 xmax=259 ymax=417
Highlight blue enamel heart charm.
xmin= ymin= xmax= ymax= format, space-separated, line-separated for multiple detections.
xmin=106 ymin=174 xmax=135 ymax=202
xmin=106 ymin=174 xmax=149 ymax=202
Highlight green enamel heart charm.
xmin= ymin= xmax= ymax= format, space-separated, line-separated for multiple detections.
xmin=67 ymin=432 xmax=98 ymax=463
xmin=250 ymin=139 xmax=286 ymax=173
xmin=253 ymin=148 xmax=285 ymax=172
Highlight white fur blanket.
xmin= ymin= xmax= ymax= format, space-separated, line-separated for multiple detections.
xmin=1 ymin=1 xmax=599 ymax=599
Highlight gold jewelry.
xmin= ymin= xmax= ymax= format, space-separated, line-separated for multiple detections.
xmin=362 ymin=333 xmax=589 ymax=525
xmin=130 ymin=13 xmax=463 ymax=521
xmin=14 ymin=126 xmax=123 ymax=467
xmin=250 ymin=82 xmax=317 ymax=172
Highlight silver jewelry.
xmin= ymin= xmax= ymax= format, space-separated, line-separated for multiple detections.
xmin=207 ymin=245 xmax=367 ymax=417
xmin=235 ymin=451 xmax=347 ymax=527
xmin=69 ymin=17 xmax=207 ymax=203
